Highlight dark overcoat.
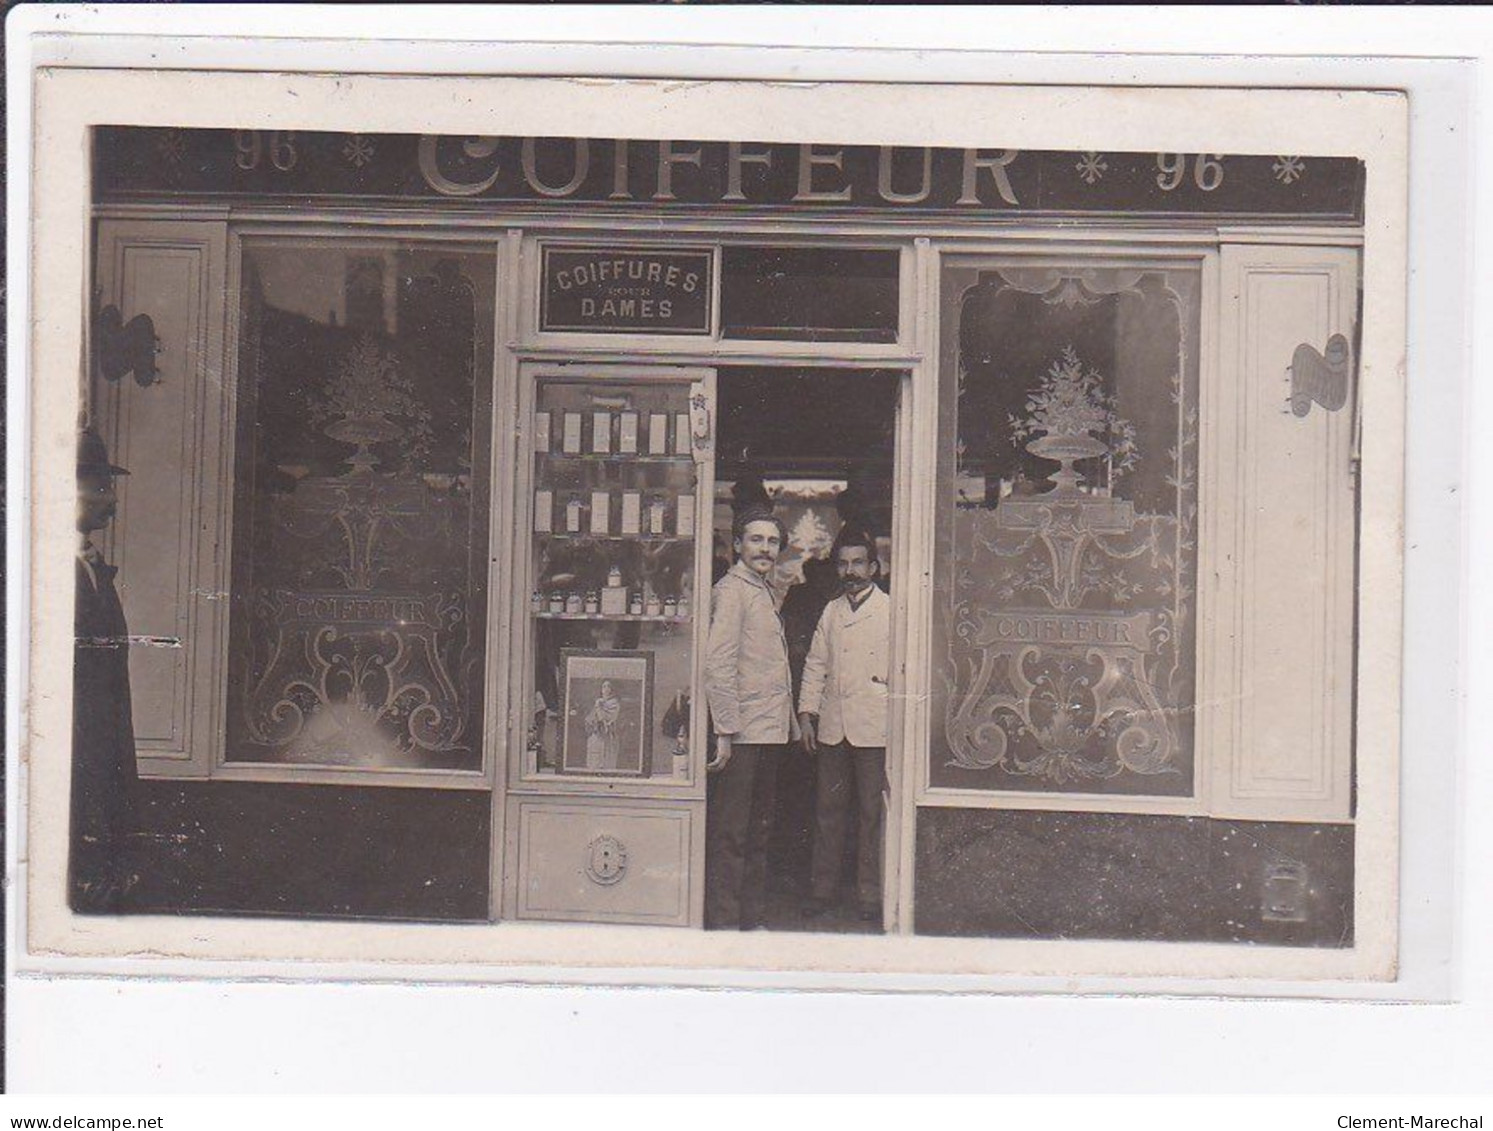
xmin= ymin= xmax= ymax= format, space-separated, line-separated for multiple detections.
xmin=70 ymin=557 xmax=138 ymax=913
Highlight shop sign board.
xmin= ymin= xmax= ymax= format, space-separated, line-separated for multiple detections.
xmin=540 ymin=246 xmax=713 ymax=335
xmin=93 ymin=128 xmax=1366 ymax=223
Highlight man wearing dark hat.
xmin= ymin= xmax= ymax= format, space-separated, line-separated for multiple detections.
xmin=70 ymin=425 xmax=139 ymax=913
xmin=703 ymin=505 xmax=797 ymax=930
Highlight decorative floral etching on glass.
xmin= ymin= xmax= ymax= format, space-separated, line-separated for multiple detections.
xmin=226 ymin=245 xmax=494 ymax=772
xmin=930 ymin=264 xmax=1200 ymax=796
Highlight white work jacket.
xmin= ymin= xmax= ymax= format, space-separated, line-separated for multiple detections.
xmin=798 ymin=584 xmax=891 ymax=748
xmin=705 ymin=561 xmax=793 ymax=744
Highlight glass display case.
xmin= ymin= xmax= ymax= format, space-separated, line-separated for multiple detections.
xmin=517 ymin=368 xmax=715 ymax=791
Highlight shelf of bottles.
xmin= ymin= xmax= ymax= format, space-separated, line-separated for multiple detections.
xmin=526 ymin=376 xmax=703 ymax=785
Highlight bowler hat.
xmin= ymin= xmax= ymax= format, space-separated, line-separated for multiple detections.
xmin=77 ymin=426 xmax=129 ymax=478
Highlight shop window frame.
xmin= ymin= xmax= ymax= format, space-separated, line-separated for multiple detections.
xmin=904 ymin=240 xmax=1361 ymax=826
xmin=215 ymin=227 xmax=506 ymax=792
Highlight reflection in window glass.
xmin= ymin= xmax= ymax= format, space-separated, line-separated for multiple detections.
xmin=226 ymin=242 xmax=495 ymax=772
xmin=930 ymin=264 xmax=1200 ymax=797
xmin=720 ymin=246 xmax=900 ymax=343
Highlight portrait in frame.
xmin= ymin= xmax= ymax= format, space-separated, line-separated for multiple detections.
xmin=559 ymin=648 xmax=653 ymax=777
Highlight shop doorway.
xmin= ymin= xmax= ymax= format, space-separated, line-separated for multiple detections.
xmin=712 ymin=366 xmax=903 ymax=934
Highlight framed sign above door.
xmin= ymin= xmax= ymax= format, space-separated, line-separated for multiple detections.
xmin=540 ymin=245 xmax=715 ymax=335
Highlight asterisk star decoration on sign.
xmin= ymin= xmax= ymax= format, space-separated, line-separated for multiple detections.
xmin=343 ymin=134 xmax=377 ymax=169
xmin=1272 ymin=156 xmax=1305 ymax=185
xmin=1075 ymin=152 xmax=1108 ymax=185
xmin=155 ymin=129 xmax=187 ymax=165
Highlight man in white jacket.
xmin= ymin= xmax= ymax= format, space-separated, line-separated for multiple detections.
xmin=704 ymin=506 xmax=796 ymax=930
xmin=798 ymin=528 xmax=890 ymax=925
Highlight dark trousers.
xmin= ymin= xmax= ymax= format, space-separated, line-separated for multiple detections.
xmin=810 ymin=743 xmax=886 ymax=905
xmin=705 ymin=743 xmax=779 ymax=930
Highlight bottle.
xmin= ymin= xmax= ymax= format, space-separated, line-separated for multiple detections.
xmin=565 ymin=592 xmax=583 ymax=615
xmin=618 ymin=411 xmax=639 ymax=455
xmin=584 ymin=590 xmax=600 ymax=615
xmin=677 ymin=593 xmax=691 ymax=619
xmin=629 ymin=591 xmax=644 ymax=616
xmin=664 ymin=690 xmax=690 ymax=779
xmin=663 ymin=595 xmax=678 ymax=619
xmin=601 ymin=578 xmax=628 ymax=616
xmin=532 ymin=489 xmax=553 ymax=533
xmin=530 ymin=589 xmax=545 ymax=614
xmin=645 ymin=590 xmax=662 ymax=617
xmin=548 ymin=592 xmax=565 ymax=614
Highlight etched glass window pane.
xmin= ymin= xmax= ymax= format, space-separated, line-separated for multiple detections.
xmin=226 ymin=241 xmax=495 ymax=772
xmin=930 ymin=264 xmax=1200 ymax=796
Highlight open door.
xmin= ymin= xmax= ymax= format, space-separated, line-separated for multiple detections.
xmin=711 ymin=365 xmax=904 ymax=934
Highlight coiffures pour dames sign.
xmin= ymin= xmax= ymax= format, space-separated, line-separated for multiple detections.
xmin=540 ymin=246 xmax=713 ymax=334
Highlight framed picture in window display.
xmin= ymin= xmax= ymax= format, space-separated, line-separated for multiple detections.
xmin=558 ymin=649 xmax=654 ymax=777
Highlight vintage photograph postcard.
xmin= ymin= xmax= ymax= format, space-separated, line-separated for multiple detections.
xmin=18 ymin=66 xmax=1407 ymax=989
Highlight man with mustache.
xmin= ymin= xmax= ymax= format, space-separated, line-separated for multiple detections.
xmin=71 ymin=424 xmax=140 ymax=913
xmin=703 ymin=506 xmax=795 ymax=931
xmin=798 ymin=527 xmax=890 ymax=927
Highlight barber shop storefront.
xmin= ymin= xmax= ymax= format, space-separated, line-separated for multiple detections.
xmin=87 ymin=129 xmax=1363 ymax=943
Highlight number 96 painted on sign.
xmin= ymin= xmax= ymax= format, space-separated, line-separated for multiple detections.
xmin=235 ymin=130 xmax=299 ymax=173
xmin=1156 ymin=153 xmax=1225 ymax=192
